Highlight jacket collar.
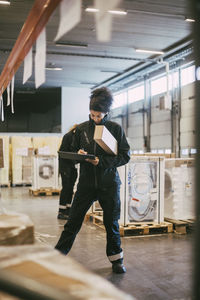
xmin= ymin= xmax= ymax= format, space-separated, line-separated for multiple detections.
xmin=89 ymin=114 xmax=108 ymax=126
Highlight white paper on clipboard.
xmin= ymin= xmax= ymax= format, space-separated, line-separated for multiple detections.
xmin=54 ymin=0 xmax=81 ymax=42
xmin=35 ymin=28 xmax=46 ymax=88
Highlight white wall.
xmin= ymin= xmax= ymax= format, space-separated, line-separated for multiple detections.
xmin=61 ymin=87 xmax=91 ymax=134
xmin=180 ymin=82 xmax=195 ymax=156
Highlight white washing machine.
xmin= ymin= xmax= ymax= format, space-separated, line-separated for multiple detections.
xmin=164 ymin=158 xmax=195 ymax=220
xmin=121 ymin=156 xmax=164 ymax=225
xmin=32 ymin=155 xmax=58 ymax=189
xmin=92 ymin=157 xmax=164 ymax=225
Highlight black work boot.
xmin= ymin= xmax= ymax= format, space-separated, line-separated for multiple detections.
xmin=112 ymin=261 xmax=126 ymax=274
xmin=57 ymin=210 xmax=69 ymax=220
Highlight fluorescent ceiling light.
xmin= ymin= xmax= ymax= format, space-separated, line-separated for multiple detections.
xmin=85 ymin=7 xmax=99 ymax=12
xmin=135 ymin=49 xmax=164 ymax=55
xmin=81 ymin=81 xmax=96 ymax=85
xmin=0 ymin=0 xmax=10 ymax=4
xmin=100 ymin=70 xmax=119 ymax=73
xmin=108 ymin=10 xmax=127 ymax=15
xmin=56 ymin=42 xmax=88 ymax=48
xmin=85 ymin=7 xmax=127 ymax=15
xmin=45 ymin=67 xmax=62 ymax=71
xmin=185 ymin=18 xmax=195 ymax=22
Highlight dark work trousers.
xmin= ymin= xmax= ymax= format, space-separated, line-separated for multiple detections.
xmin=55 ymin=184 xmax=123 ymax=263
xmin=59 ymin=168 xmax=77 ymax=211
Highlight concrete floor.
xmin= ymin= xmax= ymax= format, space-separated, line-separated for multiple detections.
xmin=0 ymin=186 xmax=193 ymax=300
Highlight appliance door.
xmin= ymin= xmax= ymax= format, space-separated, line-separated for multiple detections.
xmin=126 ymin=158 xmax=159 ymax=223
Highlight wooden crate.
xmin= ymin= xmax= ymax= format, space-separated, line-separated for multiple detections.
xmin=86 ymin=213 xmax=173 ymax=236
xmin=164 ymin=217 xmax=195 ymax=234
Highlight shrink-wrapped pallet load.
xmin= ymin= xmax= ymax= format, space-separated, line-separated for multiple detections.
xmin=32 ymin=136 xmax=61 ymax=156
xmin=0 ymin=245 xmax=134 ymax=300
xmin=22 ymin=148 xmax=34 ymax=184
xmin=0 ymin=136 xmax=10 ymax=186
xmin=0 ymin=212 xmax=34 ymax=245
xmin=164 ymin=158 xmax=195 ymax=220
xmin=11 ymin=136 xmax=33 ymax=185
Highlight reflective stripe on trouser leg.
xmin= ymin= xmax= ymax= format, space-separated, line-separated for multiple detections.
xmin=59 ymin=205 xmax=67 ymax=209
xmin=108 ymin=251 xmax=123 ymax=262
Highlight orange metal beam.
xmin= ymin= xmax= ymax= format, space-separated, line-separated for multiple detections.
xmin=0 ymin=0 xmax=62 ymax=95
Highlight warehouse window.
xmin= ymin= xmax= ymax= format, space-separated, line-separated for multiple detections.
xmin=112 ymin=91 xmax=127 ymax=108
xmin=151 ymin=72 xmax=179 ymax=96
xmin=128 ymin=85 xmax=144 ymax=103
xmin=151 ymin=76 xmax=167 ymax=96
xmin=181 ymin=65 xmax=195 ymax=86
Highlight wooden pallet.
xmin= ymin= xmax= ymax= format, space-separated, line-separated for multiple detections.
xmin=87 ymin=214 xmax=173 ymax=236
xmin=164 ymin=217 xmax=195 ymax=234
xmin=0 ymin=183 xmax=10 ymax=188
xmin=12 ymin=183 xmax=32 ymax=187
xmin=29 ymin=188 xmax=61 ymax=196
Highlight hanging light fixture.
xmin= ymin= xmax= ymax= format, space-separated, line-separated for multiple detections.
xmin=0 ymin=0 xmax=10 ymax=5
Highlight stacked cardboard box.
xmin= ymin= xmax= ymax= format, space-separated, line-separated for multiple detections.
xmin=94 ymin=125 xmax=118 ymax=155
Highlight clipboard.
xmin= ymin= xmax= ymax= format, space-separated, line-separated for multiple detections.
xmin=58 ymin=151 xmax=95 ymax=161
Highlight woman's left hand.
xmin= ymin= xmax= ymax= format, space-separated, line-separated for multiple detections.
xmin=86 ymin=156 xmax=99 ymax=166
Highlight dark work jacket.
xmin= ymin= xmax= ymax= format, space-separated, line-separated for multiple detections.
xmin=59 ymin=129 xmax=76 ymax=174
xmin=72 ymin=115 xmax=130 ymax=188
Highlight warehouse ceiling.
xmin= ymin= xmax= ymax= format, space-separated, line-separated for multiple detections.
xmin=0 ymin=0 xmax=193 ymax=92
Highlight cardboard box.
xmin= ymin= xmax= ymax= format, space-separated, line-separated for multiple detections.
xmin=94 ymin=125 xmax=118 ymax=155
xmin=0 ymin=213 xmax=34 ymax=245
xmin=165 ymin=158 xmax=195 ymax=168
xmin=0 ymin=245 xmax=133 ymax=300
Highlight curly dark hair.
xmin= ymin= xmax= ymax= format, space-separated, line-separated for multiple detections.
xmin=89 ymin=87 xmax=113 ymax=113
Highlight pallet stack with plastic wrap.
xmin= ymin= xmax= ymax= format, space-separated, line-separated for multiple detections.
xmin=164 ymin=158 xmax=195 ymax=233
xmin=0 ymin=136 xmax=10 ymax=187
xmin=11 ymin=136 xmax=33 ymax=186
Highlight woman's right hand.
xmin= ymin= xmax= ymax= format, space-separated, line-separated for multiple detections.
xmin=78 ymin=149 xmax=87 ymax=155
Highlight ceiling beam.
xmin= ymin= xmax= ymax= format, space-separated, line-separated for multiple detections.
xmin=0 ymin=0 xmax=62 ymax=95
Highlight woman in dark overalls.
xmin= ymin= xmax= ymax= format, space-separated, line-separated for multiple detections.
xmin=55 ymin=87 xmax=130 ymax=273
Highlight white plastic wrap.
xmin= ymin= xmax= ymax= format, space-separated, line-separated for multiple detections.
xmin=0 ymin=211 xmax=34 ymax=245
xmin=164 ymin=158 xmax=195 ymax=219
xmin=0 ymin=245 xmax=134 ymax=300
